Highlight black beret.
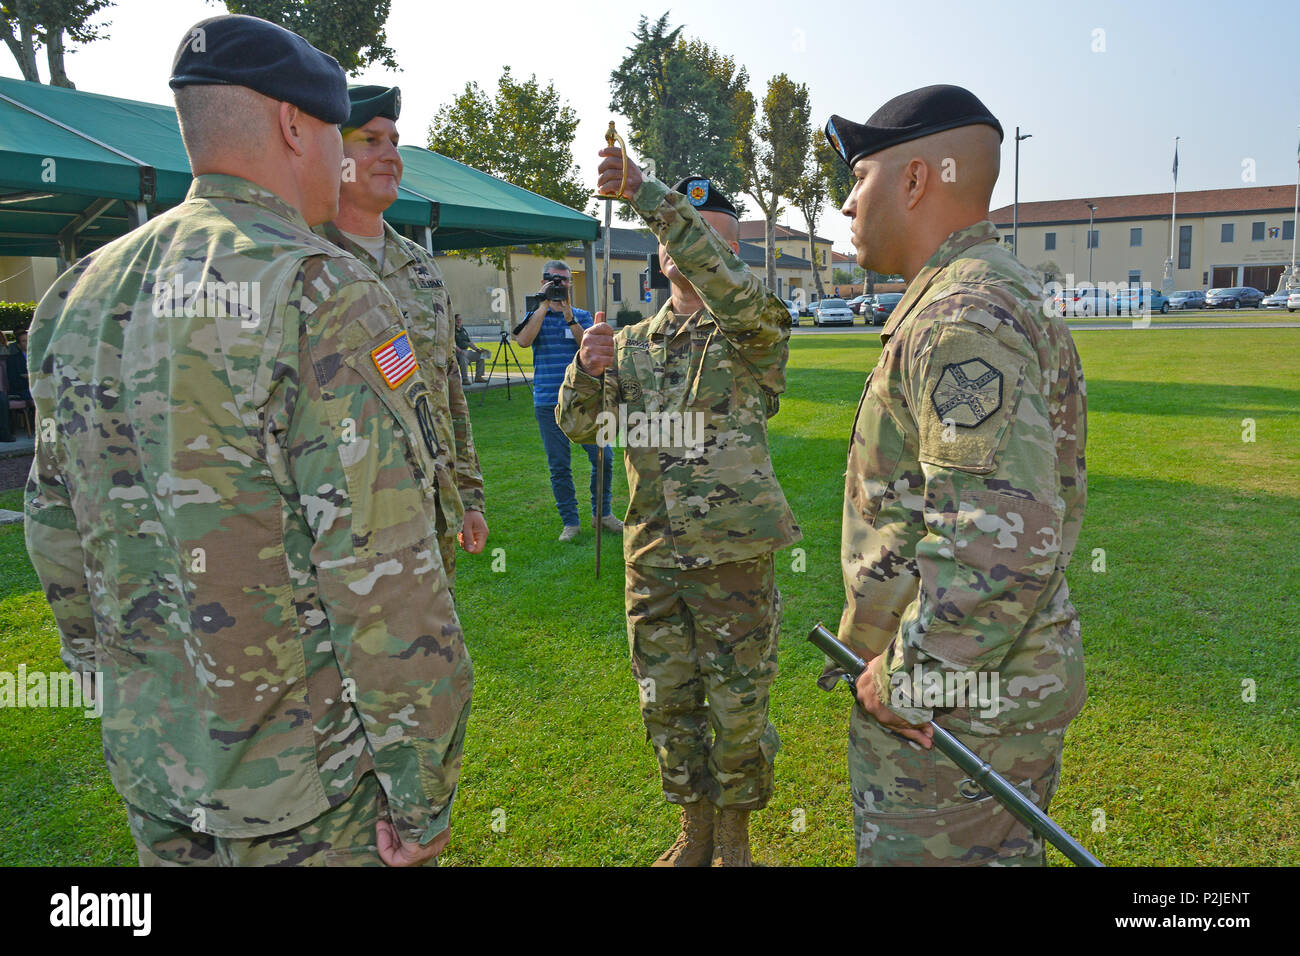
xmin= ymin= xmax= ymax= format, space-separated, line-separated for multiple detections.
xmin=825 ymin=84 xmax=1004 ymax=169
xmin=671 ymin=175 xmax=738 ymax=220
xmin=169 ymin=14 xmax=350 ymax=125
xmin=345 ymin=85 xmax=401 ymax=130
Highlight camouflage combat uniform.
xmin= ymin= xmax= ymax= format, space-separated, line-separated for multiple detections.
xmin=557 ymin=176 xmax=801 ymax=809
xmin=25 ymin=174 xmax=473 ymax=866
xmin=315 ymin=221 xmax=486 ymax=587
xmin=834 ymin=220 xmax=1087 ymax=865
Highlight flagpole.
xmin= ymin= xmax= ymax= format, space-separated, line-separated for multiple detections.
xmin=1291 ymin=125 xmax=1298 ymax=287
xmin=1165 ymin=137 xmax=1179 ymax=295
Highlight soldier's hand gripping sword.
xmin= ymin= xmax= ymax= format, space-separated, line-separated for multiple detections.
xmin=591 ymin=120 xmax=627 ymax=579
xmin=808 ymin=623 xmax=1103 ymax=867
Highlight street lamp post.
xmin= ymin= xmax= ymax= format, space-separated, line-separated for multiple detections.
xmin=1085 ymin=202 xmax=1097 ymax=285
xmin=1014 ymin=127 xmax=1031 ymax=257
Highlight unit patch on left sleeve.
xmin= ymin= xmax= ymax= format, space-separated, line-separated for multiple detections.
xmin=930 ymin=357 xmax=1002 ymax=427
xmin=915 ymin=323 xmax=1026 ymax=474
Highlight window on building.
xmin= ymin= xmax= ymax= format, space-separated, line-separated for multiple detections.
xmin=1285 ymin=220 xmax=1295 ymax=241
xmin=1086 ymin=230 xmax=1099 ymax=249
xmin=1252 ymin=221 xmax=1265 ymax=241
xmin=1178 ymin=225 xmax=1192 ymax=270
xmin=1045 ymin=232 xmax=1056 ymax=251
xmin=612 ymin=272 xmax=622 ymax=303
xmin=1130 ymin=228 xmax=1142 ymax=247
xmin=1128 ymin=270 xmax=1141 ymax=288
xmin=1221 ymin=223 xmax=1234 ymax=243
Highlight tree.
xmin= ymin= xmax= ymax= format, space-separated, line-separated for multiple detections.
xmin=790 ymin=136 xmax=839 ymax=298
xmin=739 ymin=73 xmax=809 ymax=294
xmin=609 ymin=13 xmax=749 ymax=216
xmin=219 ymin=0 xmax=397 ymax=74
xmin=428 ymin=68 xmax=587 ymax=324
xmin=1 ymin=0 xmax=113 ymax=87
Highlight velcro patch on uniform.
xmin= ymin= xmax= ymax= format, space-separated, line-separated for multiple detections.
xmin=411 ymin=264 xmax=443 ymax=289
xmin=917 ymin=324 xmax=1025 ymax=474
xmin=371 ymin=330 xmax=419 ymax=388
xmin=931 ymin=358 xmax=1002 ymax=427
xmin=403 ymin=379 xmax=440 ymax=460
xmin=621 ymin=378 xmax=642 ymax=402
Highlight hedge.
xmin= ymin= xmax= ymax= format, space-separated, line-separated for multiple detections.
xmin=0 ymin=302 xmax=36 ymax=337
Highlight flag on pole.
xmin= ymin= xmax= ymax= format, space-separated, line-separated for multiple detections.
xmin=1172 ymin=142 xmax=1179 ymax=181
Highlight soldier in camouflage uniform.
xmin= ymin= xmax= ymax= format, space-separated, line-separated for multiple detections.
xmin=823 ymin=86 xmax=1087 ymax=866
xmin=558 ymin=153 xmax=800 ymax=866
xmin=315 ymin=85 xmax=487 ymax=589
xmin=23 ymin=15 xmax=471 ymax=867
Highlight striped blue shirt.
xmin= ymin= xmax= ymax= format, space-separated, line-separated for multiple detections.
xmin=526 ymin=307 xmax=593 ymax=407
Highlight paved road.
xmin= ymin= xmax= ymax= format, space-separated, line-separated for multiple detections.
xmin=792 ymin=320 xmax=1300 ymax=334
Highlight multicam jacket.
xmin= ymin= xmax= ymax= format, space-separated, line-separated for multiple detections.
xmin=557 ymin=175 xmax=801 ymax=569
xmin=837 ymin=220 xmax=1087 ymax=733
xmin=25 ymin=174 xmax=472 ymax=844
xmin=315 ymin=220 xmax=485 ymax=530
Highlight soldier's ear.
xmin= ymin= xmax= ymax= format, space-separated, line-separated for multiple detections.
xmin=729 ymin=240 xmax=740 ymax=255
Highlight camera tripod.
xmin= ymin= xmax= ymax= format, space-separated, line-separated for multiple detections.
xmin=480 ymin=330 xmax=532 ymax=405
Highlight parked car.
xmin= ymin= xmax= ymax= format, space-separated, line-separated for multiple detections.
xmin=812 ymin=297 xmax=855 ymax=326
xmin=1205 ymin=287 xmax=1264 ymax=309
xmin=1168 ymin=289 xmax=1206 ymax=310
xmin=1054 ymin=288 xmax=1113 ymax=317
xmin=799 ymin=298 xmax=815 ymax=317
xmin=1261 ymin=289 xmax=1291 ymax=308
xmin=867 ymin=293 xmax=902 ymax=325
xmin=784 ymin=300 xmax=800 ymax=326
xmin=1288 ymin=290 xmax=1300 ymax=312
xmin=845 ymin=294 xmax=870 ymax=315
xmin=1114 ymin=287 xmax=1170 ymax=316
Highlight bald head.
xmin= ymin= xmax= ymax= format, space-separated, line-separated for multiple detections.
xmin=886 ymin=123 xmax=1002 ymax=212
xmin=841 ymin=123 xmax=1002 ymax=280
xmin=701 ymin=209 xmax=739 ymax=247
xmin=175 ymin=85 xmax=280 ymax=170
xmin=174 ymin=84 xmax=345 ymax=227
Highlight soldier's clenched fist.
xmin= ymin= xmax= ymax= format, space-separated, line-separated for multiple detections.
xmin=579 ymin=310 xmax=615 ymax=376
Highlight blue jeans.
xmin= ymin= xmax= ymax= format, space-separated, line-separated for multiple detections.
xmin=534 ymin=404 xmax=613 ymax=527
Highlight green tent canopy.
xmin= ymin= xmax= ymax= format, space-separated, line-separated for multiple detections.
xmin=0 ymin=75 xmax=598 ymax=261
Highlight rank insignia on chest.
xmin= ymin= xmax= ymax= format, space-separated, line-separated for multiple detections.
xmin=411 ymin=266 xmax=442 ymax=290
xmin=931 ymin=358 xmax=1002 ymax=426
xmin=371 ymin=330 xmax=419 ymax=388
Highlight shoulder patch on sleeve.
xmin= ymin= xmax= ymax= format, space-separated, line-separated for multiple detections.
xmin=917 ymin=324 xmax=1026 ymax=474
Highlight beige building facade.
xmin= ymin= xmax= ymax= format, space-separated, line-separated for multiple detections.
xmin=438 ymin=226 xmax=822 ymax=328
xmin=737 ymin=221 xmax=834 ymax=298
xmin=1 ymin=256 xmax=60 ymax=304
xmin=992 ymin=184 xmax=1299 ymax=293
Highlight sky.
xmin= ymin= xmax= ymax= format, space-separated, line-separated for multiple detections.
xmin=6 ymin=0 xmax=1299 ymax=256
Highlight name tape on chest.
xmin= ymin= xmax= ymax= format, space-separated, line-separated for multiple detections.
xmin=371 ymin=330 xmax=419 ymax=389
xmin=410 ymin=263 xmax=443 ymax=290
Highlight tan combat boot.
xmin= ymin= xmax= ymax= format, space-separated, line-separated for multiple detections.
xmin=713 ymin=808 xmax=752 ymax=867
xmin=652 ymin=801 xmax=714 ymax=867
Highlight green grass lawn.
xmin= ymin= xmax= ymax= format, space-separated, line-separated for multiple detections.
xmin=1 ymin=327 xmax=1297 ymax=866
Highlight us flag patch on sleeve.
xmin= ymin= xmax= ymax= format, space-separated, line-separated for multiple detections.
xmin=371 ymin=330 xmax=418 ymax=388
